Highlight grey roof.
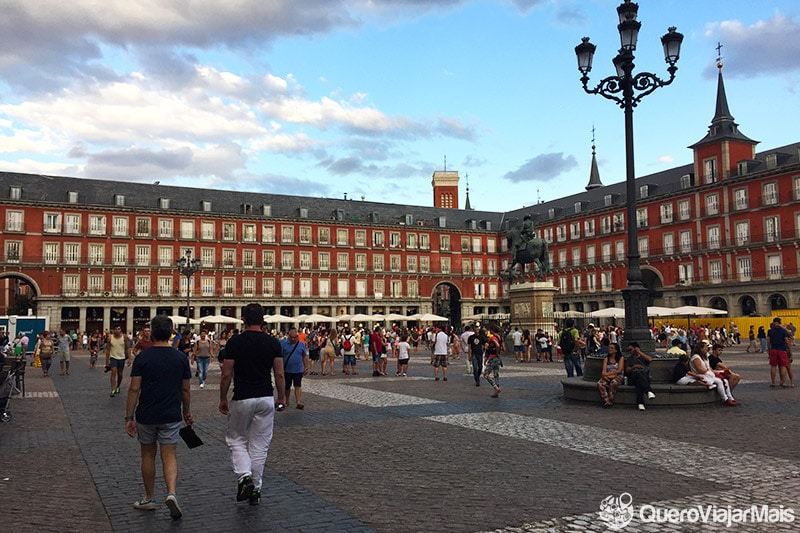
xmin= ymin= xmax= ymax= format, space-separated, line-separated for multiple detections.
xmin=690 ymin=67 xmax=758 ymax=148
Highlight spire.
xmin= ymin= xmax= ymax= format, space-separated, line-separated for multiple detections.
xmin=690 ymin=53 xmax=757 ymax=149
xmin=585 ymin=127 xmax=603 ymax=190
xmin=464 ymin=172 xmax=472 ymax=210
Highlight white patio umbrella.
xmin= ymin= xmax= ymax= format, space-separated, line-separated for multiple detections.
xmin=199 ymin=314 xmax=242 ymax=325
xmin=384 ymin=313 xmax=409 ymax=322
xmin=590 ymin=307 xmax=626 ymax=319
xmin=370 ymin=313 xmax=386 ymax=321
xmin=417 ymin=312 xmax=448 ymax=322
xmin=348 ymin=313 xmax=373 ymax=323
xmin=671 ymin=305 xmax=727 ymax=316
xmin=168 ymin=315 xmax=203 ymax=326
xmin=293 ymin=314 xmax=310 ymax=323
xmin=647 ymin=306 xmax=677 ymax=317
xmin=306 ymin=313 xmax=339 ymax=323
xmin=263 ymin=313 xmax=292 ymax=323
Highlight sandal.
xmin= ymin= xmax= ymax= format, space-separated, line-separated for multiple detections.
xmin=296 ymin=404 xmax=304 ymax=410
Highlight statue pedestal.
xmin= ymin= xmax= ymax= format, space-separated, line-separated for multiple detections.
xmin=508 ymin=281 xmax=558 ymax=335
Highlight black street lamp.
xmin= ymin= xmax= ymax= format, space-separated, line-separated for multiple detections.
xmin=176 ymin=250 xmax=201 ymax=327
xmin=575 ymin=0 xmax=683 ymax=351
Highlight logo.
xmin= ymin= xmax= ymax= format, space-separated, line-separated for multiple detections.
xmin=598 ymin=492 xmax=634 ymax=531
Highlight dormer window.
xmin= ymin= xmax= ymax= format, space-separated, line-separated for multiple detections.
xmin=437 ymin=216 xmax=446 ymax=228
xmin=680 ymin=174 xmax=694 ymax=189
xmin=10 ymin=186 xmax=21 ymax=200
xmin=604 ymin=194 xmax=613 ymax=207
xmin=241 ymin=203 xmax=252 ymax=215
xmin=639 ymin=185 xmax=649 ymax=199
xmin=298 ymin=208 xmax=308 ymax=218
xmin=68 ymin=191 xmax=79 ymax=204
xmin=114 ymin=194 xmax=125 ymax=206
xmin=765 ymin=154 xmax=777 ymax=169
xmin=201 ymin=200 xmax=212 ymax=212
xmin=159 ymin=197 xmax=170 ymax=209
xmin=261 ymin=204 xmax=271 ymax=217
xmin=404 ymin=214 xmax=414 ymax=225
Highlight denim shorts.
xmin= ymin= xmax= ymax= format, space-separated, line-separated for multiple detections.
xmin=109 ymin=358 xmax=126 ymax=370
xmin=343 ymin=355 xmax=356 ymax=366
xmin=137 ymin=420 xmax=182 ymax=445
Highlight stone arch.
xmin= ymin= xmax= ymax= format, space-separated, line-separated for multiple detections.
xmin=708 ymin=296 xmax=728 ymax=311
xmin=769 ymin=293 xmax=788 ymax=311
xmin=738 ymin=295 xmax=758 ymax=316
xmin=0 ymin=272 xmax=42 ymax=297
xmin=431 ymin=281 xmax=462 ymax=324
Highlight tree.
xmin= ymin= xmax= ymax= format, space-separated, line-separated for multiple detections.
xmin=8 ymin=292 xmax=36 ymax=316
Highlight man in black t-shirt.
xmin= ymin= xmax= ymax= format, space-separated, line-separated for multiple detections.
xmin=219 ymin=303 xmax=286 ymax=507
xmin=468 ymin=325 xmax=486 ymax=386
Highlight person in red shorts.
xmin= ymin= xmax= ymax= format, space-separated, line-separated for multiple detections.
xmin=767 ymin=317 xmax=792 ymax=388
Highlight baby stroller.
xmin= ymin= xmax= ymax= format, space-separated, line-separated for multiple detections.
xmin=0 ymin=358 xmax=23 ymax=423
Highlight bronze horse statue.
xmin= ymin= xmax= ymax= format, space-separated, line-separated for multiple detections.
xmin=506 ymin=228 xmax=551 ymax=282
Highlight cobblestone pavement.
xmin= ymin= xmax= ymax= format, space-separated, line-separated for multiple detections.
xmin=1 ymin=343 xmax=798 ymax=532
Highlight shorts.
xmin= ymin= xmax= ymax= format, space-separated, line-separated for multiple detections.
xmin=136 ymin=420 xmax=181 ymax=445
xmin=769 ymin=349 xmax=789 ymax=368
xmin=58 ymin=351 xmax=71 ymax=362
xmin=343 ymin=355 xmax=356 ymax=366
xmin=285 ymin=372 xmax=303 ymax=389
xmin=109 ymin=357 xmax=126 ymax=370
xmin=380 ymin=353 xmax=388 ymax=359
xmin=308 ymin=349 xmax=321 ymax=361
xmin=398 ymin=358 xmax=409 ymax=366
xmin=433 ymin=354 xmax=448 ymax=368
xmin=514 ymin=345 xmax=524 ymax=353
xmin=371 ymin=353 xmax=381 ymax=363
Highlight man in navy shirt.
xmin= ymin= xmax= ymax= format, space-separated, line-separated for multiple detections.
xmin=282 ymin=327 xmax=308 ymax=409
xmin=767 ymin=317 xmax=793 ymax=388
xmin=125 ymin=315 xmax=193 ymax=520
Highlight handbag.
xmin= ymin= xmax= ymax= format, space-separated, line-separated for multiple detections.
xmin=179 ymin=425 xmax=204 ymax=448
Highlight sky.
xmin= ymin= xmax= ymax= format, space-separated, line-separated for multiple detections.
xmin=1 ymin=0 xmax=799 ymax=213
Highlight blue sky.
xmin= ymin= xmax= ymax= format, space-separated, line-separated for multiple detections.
xmin=0 ymin=0 xmax=798 ymax=212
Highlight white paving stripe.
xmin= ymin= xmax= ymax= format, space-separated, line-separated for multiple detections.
xmin=302 ymin=379 xmax=443 ymax=407
xmin=15 ymin=391 xmax=60 ymax=398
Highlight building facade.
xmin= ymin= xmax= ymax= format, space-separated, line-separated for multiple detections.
xmin=0 ymin=66 xmax=798 ymax=333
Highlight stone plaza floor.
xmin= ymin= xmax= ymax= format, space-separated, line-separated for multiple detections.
xmin=1 ymin=342 xmax=798 ymax=532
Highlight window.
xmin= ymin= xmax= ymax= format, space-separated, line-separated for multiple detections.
xmin=111 ymin=244 xmax=127 ymax=266
xmin=356 ymin=253 xmax=367 ymax=271
xmin=703 ymin=158 xmax=716 ymax=183
xmin=584 ymin=219 xmax=595 ymax=237
xmin=615 ymin=240 xmax=625 ymax=261
xmin=558 ymin=249 xmax=567 ymax=267
xmin=201 ymin=248 xmax=215 ymax=268
xmin=319 ymin=279 xmax=330 ymax=298
xmin=201 ymin=200 xmax=212 ymax=212
xmin=263 ymin=278 xmax=275 ymax=297
xmin=762 ymin=182 xmax=778 ymax=206
xmin=242 ymin=224 xmax=256 ymax=242
xmin=486 ymin=238 xmax=496 ymax=253
xmin=262 ymin=225 xmax=276 ymax=243
xmin=299 ymin=279 xmax=312 ymax=298
xmin=333 ymin=229 xmax=347 ymax=246
xmin=601 ymin=272 xmax=612 ymax=291
xmin=569 ymin=222 xmax=580 ymax=239
xmin=373 ymin=280 xmax=384 ymax=298
xmin=764 ymin=216 xmax=779 ymax=243
xmin=767 ymin=254 xmax=783 ymax=279
xmin=372 ymin=231 xmax=384 ymax=247
xmin=390 ymin=232 xmax=402 ymax=248
xmin=281 ymin=278 xmax=294 ymax=298
xmin=112 ymin=275 xmax=127 ymax=296
xmin=299 ymin=251 xmax=311 ymax=270
xmin=88 ymin=275 xmax=104 ymax=295
xmin=337 ymin=252 xmax=348 ymax=270
xmin=372 ymin=254 xmax=383 ymax=272
xmin=737 ymin=257 xmax=752 ymax=282
xmin=9 ymin=186 xmax=21 ymax=200
xmin=708 ymin=259 xmax=722 ymax=283
xmin=460 ymin=258 xmax=470 ymax=275
xmin=201 ymin=277 xmax=214 ymax=296
xmin=157 ymin=276 xmax=173 ymax=297
xmin=420 ymin=234 xmax=430 ymax=250
xmin=90 ymin=215 xmax=107 ymax=235
xmin=487 ymin=259 xmax=496 ymax=275
xmin=558 ymin=277 xmax=567 ymax=294
xmin=355 ymin=230 xmax=367 ymax=247
xmin=408 ymin=279 xmax=419 ymax=298
xmin=159 ymin=198 xmax=170 ymax=209
xmin=64 ymin=243 xmax=80 ymax=265
xmin=180 ymin=220 xmax=194 ymax=239
xmin=90 ymin=243 xmax=105 ymax=266
xmin=488 ymin=283 xmax=498 ymax=300
xmin=587 ymin=273 xmax=596 ymax=292
xmin=733 ymin=188 xmax=748 ymax=210
xmin=571 ymin=247 xmax=581 ymax=266
xmin=44 ymin=243 xmax=59 ymax=264
xmin=639 ymin=185 xmax=649 ymax=199
xmin=794 ymin=176 xmax=800 ymax=201
xmin=135 ymin=245 xmax=150 ymax=266
xmin=337 ymin=279 xmax=349 ymax=297
xmin=319 ymin=252 xmax=330 ymax=270
xmin=298 ymin=226 xmax=311 ymax=244
xmin=391 ymin=280 xmax=403 ymax=298
xmin=439 ymin=235 xmax=450 ymax=251
xmin=441 ymin=257 xmax=451 ymax=274
xmin=391 ymin=255 xmax=401 ymax=272
xmin=678 ymin=199 xmax=691 ymax=220
xmin=200 ymin=221 xmax=215 ymax=240
xmin=407 ymin=233 xmax=418 ymax=249
xmin=280 ymin=225 xmax=294 ymax=243
xmin=5 ymin=210 xmax=23 ymax=232
xmin=473 ymin=282 xmax=484 ymax=299
xmin=707 ymin=226 xmax=721 ymax=250
xmin=601 ymin=243 xmax=611 ymax=262
xmin=572 ymin=275 xmax=582 ymax=293
xmin=242 ymin=250 xmax=255 ymax=269
xmin=62 ymin=274 xmax=79 ymax=296
xmin=678 ymin=264 xmax=693 ymax=284
xmin=44 ymin=212 xmax=61 ymax=233
xmin=705 ymin=194 xmax=719 ymax=216
xmin=660 ymin=204 xmax=673 ymax=224
xmin=281 ymin=251 xmax=293 ymax=269
xmin=135 ymin=276 xmax=149 ymax=297
xmin=679 ymin=230 xmax=692 ymax=253
xmin=586 ymin=245 xmax=596 ymax=264
xmin=638 ymin=237 xmax=649 ymax=258
xmin=158 ymin=218 xmax=172 ymax=238
xmin=223 ymin=222 xmax=236 ymax=241
xmin=472 ymin=258 xmax=482 ymax=275
xmin=471 ymin=237 xmax=481 ymax=253
xmin=262 ymin=250 xmax=274 ymax=269
xmin=222 ymin=278 xmax=236 ymax=297
xmin=636 ymin=208 xmax=648 ymax=228
xmin=221 ymin=249 xmax=235 ymax=268
xmin=135 ymin=217 xmax=150 ymax=237
xmin=600 ymin=216 xmax=611 ymax=234
xmin=612 ymin=214 xmax=624 ymax=231
xmin=157 ymin=246 xmax=172 ymax=267
xmin=556 ymin=225 xmax=566 ymax=241
xmin=735 ymin=221 xmax=750 ymax=246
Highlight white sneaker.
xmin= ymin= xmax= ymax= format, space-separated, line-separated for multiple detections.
xmin=199 ymin=383 xmax=204 ymax=389
xmin=647 ymin=391 xmax=656 ymax=399
xmin=638 ymin=404 xmax=646 ymax=411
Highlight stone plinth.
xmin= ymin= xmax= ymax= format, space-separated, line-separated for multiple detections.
xmin=508 ymin=281 xmax=558 ymax=335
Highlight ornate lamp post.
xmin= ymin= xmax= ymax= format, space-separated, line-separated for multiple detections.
xmin=574 ymin=0 xmax=683 ymax=351
xmin=176 ymin=250 xmax=200 ymax=327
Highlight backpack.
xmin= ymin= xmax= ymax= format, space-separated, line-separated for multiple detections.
xmin=307 ymin=331 xmax=319 ymax=351
xmin=560 ymin=329 xmax=576 ymax=354
xmin=342 ymin=336 xmax=353 ymax=351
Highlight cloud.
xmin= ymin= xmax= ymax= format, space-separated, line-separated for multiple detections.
xmin=503 ymin=152 xmax=578 ymax=183
xmin=505 ymin=0 xmax=547 ymax=15
xmin=705 ymin=13 xmax=800 ymax=78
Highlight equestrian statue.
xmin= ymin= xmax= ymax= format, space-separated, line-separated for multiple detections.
xmin=506 ymin=215 xmax=551 ymax=282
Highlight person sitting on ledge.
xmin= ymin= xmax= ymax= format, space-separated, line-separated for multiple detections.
xmin=708 ymin=343 xmax=740 ymax=390
xmin=598 ymin=342 xmax=625 ymax=408
xmin=672 ymin=353 xmax=707 ymax=385
xmin=624 ymin=342 xmax=656 ymax=412
xmin=666 ymin=338 xmax=687 ymax=356
xmin=690 ymin=342 xmax=738 ymax=406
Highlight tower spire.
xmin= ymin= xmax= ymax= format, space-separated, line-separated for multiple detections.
xmin=464 ymin=172 xmax=472 ymax=210
xmin=585 ymin=125 xmax=603 ymax=190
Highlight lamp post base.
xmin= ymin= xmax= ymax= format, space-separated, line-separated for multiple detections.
xmin=621 ymin=284 xmax=655 ymax=354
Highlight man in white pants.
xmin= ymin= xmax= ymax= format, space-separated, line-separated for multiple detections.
xmin=219 ymin=303 xmax=286 ymax=506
